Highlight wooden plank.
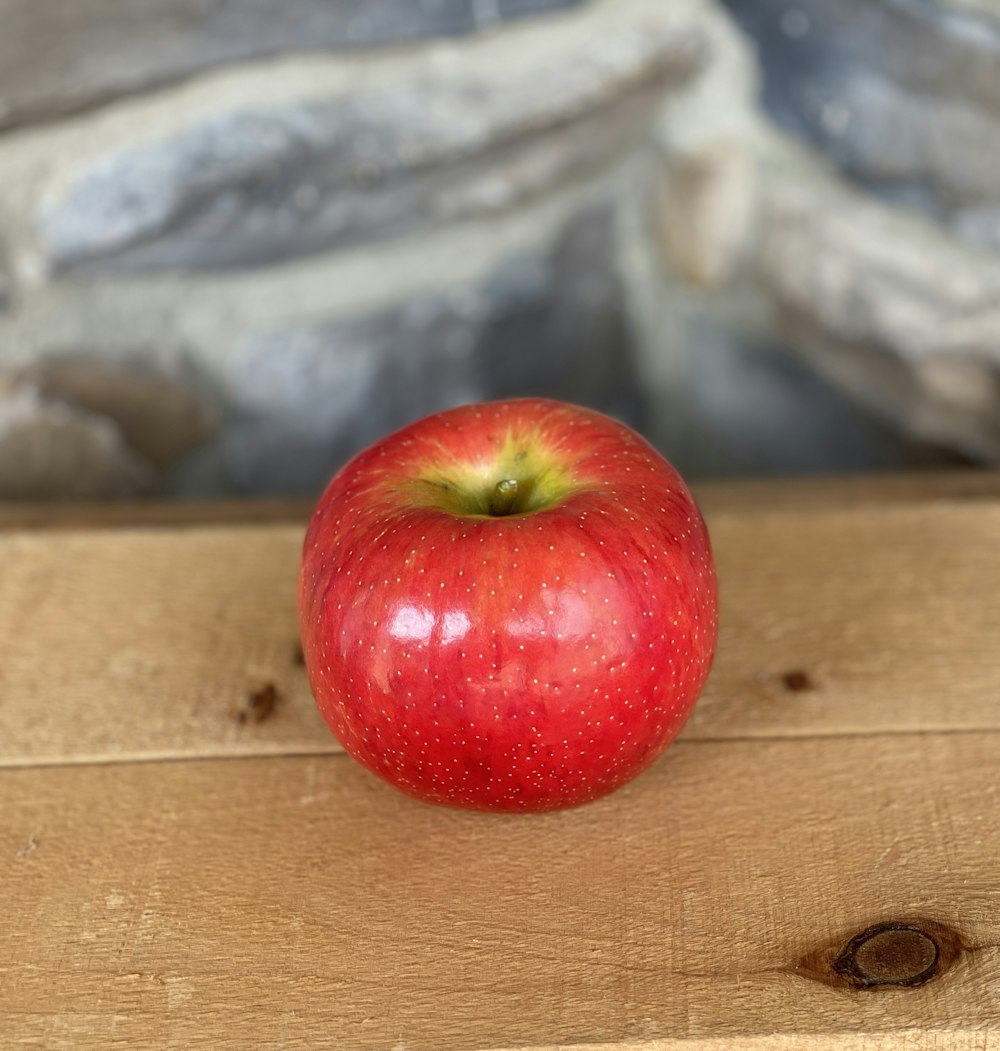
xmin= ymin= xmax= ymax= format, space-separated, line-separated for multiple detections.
xmin=505 ymin=1039 xmax=1000 ymax=1051
xmin=702 ymin=497 xmax=1000 ymax=739
xmin=2 ymin=732 xmax=998 ymax=1049
xmin=0 ymin=524 xmax=326 ymax=767
xmin=0 ymin=498 xmax=311 ymax=533
xmin=2 ymin=490 xmax=1000 ymax=766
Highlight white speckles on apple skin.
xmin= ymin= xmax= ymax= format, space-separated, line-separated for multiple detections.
xmin=299 ymin=397 xmax=718 ymax=813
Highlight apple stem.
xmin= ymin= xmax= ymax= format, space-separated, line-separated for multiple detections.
xmin=488 ymin=478 xmax=520 ymax=516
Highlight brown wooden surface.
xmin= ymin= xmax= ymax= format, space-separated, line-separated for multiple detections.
xmin=3 ymin=473 xmax=1000 ymax=767
xmin=2 ymin=472 xmax=999 ymax=1049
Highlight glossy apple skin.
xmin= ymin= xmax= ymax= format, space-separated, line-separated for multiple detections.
xmin=299 ymin=399 xmax=717 ymax=812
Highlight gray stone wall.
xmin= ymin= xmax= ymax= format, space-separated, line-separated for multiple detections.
xmin=0 ymin=0 xmax=695 ymax=497
xmin=0 ymin=0 xmax=585 ymax=132
xmin=708 ymin=0 xmax=1000 ymax=462
xmin=724 ymin=0 xmax=1000 ymax=239
xmin=0 ymin=0 xmax=990 ymax=499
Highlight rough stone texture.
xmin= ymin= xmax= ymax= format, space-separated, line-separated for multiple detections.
xmin=753 ymin=139 xmax=1000 ymax=461
xmin=656 ymin=145 xmax=756 ymax=287
xmin=722 ymin=0 xmax=1000 ymax=127
xmin=948 ymin=0 xmax=1000 ymax=14
xmin=648 ymin=319 xmax=963 ymax=477
xmin=622 ymin=1 xmax=926 ymax=475
xmin=629 ymin=0 xmax=992 ymax=470
xmin=0 ymin=382 xmax=153 ymax=499
xmin=0 ymin=181 xmax=648 ymax=496
xmin=632 ymin=186 xmax=966 ymax=475
xmin=17 ymin=355 xmax=218 ymax=468
xmin=0 ymin=0 xmax=584 ymax=132
xmin=647 ymin=120 xmax=1000 ymax=462
xmin=650 ymin=0 xmax=760 ymax=287
xmin=721 ymin=0 xmax=1000 ymax=243
xmin=220 ymin=202 xmax=642 ymax=494
xmin=28 ymin=2 xmax=699 ymax=274
xmin=0 ymin=0 xmax=991 ymax=498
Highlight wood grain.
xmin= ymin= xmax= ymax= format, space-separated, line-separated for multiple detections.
xmin=0 ymin=524 xmax=326 ymax=767
xmin=2 ymin=475 xmax=999 ymax=1049
xmin=0 ymin=497 xmax=312 ymax=532
xmin=2 ymin=480 xmax=999 ymax=765
xmin=506 ymin=1037 xmax=1000 ymax=1051
xmin=3 ymin=732 xmax=998 ymax=1049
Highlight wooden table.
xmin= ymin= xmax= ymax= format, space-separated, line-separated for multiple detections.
xmin=2 ymin=473 xmax=999 ymax=1050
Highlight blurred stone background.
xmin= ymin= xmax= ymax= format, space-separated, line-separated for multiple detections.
xmin=0 ymin=0 xmax=994 ymax=499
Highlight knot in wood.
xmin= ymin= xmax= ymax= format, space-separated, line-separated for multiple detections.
xmin=834 ymin=923 xmax=939 ymax=988
xmin=780 ymin=669 xmax=815 ymax=692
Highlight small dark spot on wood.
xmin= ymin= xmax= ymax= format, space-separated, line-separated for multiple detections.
xmin=291 ymin=641 xmax=306 ymax=667
xmin=234 ymin=683 xmax=280 ymax=725
xmin=781 ymin=669 xmax=815 ymax=692
xmin=834 ymin=923 xmax=940 ymax=988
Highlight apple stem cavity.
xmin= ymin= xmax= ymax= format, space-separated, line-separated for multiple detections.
xmin=488 ymin=478 xmax=521 ymax=517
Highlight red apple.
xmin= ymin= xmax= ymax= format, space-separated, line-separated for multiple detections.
xmin=299 ymin=398 xmax=717 ymax=812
